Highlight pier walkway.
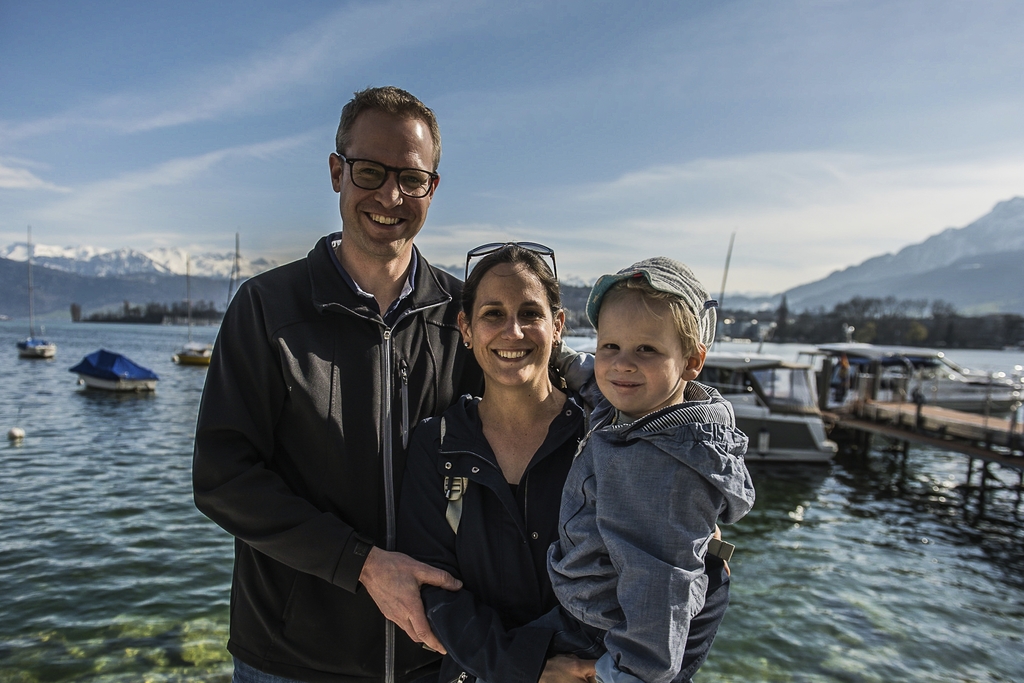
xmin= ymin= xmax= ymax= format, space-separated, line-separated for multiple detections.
xmin=826 ymin=401 xmax=1024 ymax=470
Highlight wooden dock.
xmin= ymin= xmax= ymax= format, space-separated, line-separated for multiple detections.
xmin=826 ymin=401 xmax=1024 ymax=470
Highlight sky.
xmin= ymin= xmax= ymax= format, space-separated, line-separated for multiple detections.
xmin=2 ymin=0 xmax=1023 ymax=294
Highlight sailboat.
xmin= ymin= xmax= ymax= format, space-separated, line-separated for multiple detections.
xmin=16 ymin=226 xmax=57 ymax=359
xmin=172 ymin=254 xmax=213 ymax=366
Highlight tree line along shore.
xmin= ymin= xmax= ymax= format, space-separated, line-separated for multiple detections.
xmin=63 ymin=291 xmax=1023 ymax=350
xmin=70 ymin=300 xmax=223 ymax=325
xmin=716 ymin=296 xmax=1024 ymax=349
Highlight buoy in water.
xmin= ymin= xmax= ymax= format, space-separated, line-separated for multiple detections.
xmin=8 ymin=427 xmax=25 ymax=441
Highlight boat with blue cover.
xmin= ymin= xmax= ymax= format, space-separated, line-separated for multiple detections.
xmin=69 ymin=349 xmax=159 ymax=392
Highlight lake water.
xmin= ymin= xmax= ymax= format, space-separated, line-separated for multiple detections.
xmin=2 ymin=322 xmax=1022 ymax=682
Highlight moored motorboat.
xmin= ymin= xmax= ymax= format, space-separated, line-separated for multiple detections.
xmin=17 ymin=337 xmax=57 ymax=359
xmin=814 ymin=343 xmax=1021 ymax=414
xmin=172 ymin=342 xmax=212 ymax=366
xmin=69 ymin=349 xmax=159 ymax=392
xmin=699 ymin=352 xmax=838 ymax=463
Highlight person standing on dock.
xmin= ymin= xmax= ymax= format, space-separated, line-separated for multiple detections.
xmin=192 ymin=86 xmax=481 ymax=683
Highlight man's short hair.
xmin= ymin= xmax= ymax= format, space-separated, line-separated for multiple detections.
xmin=335 ymin=86 xmax=442 ymax=170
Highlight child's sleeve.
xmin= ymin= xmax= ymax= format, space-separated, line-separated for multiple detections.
xmin=550 ymin=340 xmax=603 ymax=411
xmin=591 ymin=445 xmax=724 ymax=683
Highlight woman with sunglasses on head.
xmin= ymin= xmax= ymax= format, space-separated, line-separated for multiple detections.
xmin=398 ymin=243 xmax=598 ymax=683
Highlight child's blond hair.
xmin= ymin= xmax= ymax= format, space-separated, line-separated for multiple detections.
xmin=601 ymin=279 xmax=703 ymax=359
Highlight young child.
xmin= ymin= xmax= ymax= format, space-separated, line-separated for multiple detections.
xmin=547 ymin=257 xmax=756 ymax=683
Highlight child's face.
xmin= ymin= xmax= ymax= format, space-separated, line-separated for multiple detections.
xmin=594 ymin=293 xmax=705 ymax=420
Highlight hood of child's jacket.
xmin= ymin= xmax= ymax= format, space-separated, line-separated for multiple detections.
xmin=615 ymin=422 xmax=755 ymax=524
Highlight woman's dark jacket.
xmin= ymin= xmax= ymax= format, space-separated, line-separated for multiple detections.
xmin=192 ymin=236 xmax=480 ymax=683
xmin=398 ymin=394 xmax=589 ymax=683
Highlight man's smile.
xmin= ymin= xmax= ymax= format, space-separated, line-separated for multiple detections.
xmin=367 ymin=212 xmax=401 ymax=225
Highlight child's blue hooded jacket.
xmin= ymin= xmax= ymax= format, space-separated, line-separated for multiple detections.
xmin=547 ymin=382 xmax=755 ymax=683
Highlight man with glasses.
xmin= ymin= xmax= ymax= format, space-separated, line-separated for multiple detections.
xmin=194 ymin=86 xmax=481 ymax=683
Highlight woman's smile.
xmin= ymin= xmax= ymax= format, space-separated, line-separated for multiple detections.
xmin=494 ymin=349 xmax=531 ymax=360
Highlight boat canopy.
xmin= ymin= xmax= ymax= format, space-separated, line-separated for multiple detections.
xmin=817 ymin=343 xmax=948 ymax=368
xmin=69 ymin=350 xmax=159 ymax=381
xmin=17 ymin=337 xmax=54 ymax=350
xmin=701 ymin=353 xmax=821 ymax=415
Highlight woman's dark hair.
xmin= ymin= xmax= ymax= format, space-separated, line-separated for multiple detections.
xmin=461 ymin=245 xmax=561 ymax=318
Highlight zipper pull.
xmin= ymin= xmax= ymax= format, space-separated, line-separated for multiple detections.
xmin=400 ymin=359 xmax=410 ymax=449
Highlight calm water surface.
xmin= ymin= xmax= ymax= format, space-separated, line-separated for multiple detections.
xmin=2 ymin=324 xmax=1022 ymax=682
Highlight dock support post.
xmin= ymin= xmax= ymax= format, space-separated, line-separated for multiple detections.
xmin=868 ymin=361 xmax=882 ymax=402
xmin=1010 ymin=404 xmax=1021 ymax=454
xmin=898 ymin=441 xmax=909 ymax=491
xmin=1016 ymin=470 xmax=1023 ymax=517
xmin=819 ymin=357 xmax=834 ymax=411
xmin=859 ymin=429 xmax=872 ymax=456
xmin=978 ymin=462 xmax=992 ymax=519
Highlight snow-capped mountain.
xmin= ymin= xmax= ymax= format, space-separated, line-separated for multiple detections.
xmin=0 ymin=243 xmax=278 ymax=279
xmin=782 ymin=196 xmax=1024 ymax=313
xmin=141 ymin=247 xmax=277 ymax=279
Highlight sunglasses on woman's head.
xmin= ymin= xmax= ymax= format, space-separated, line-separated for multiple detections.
xmin=464 ymin=242 xmax=557 ymax=281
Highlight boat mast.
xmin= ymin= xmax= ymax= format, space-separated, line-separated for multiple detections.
xmin=715 ymin=231 xmax=735 ymax=345
xmin=718 ymin=230 xmax=735 ymax=311
xmin=226 ymin=232 xmax=240 ymax=310
xmin=186 ymin=254 xmax=193 ymax=343
xmin=27 ymin=226 xmax=36 ymax=338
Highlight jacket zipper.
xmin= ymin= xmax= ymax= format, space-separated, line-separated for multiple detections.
xmin=322 ymin=290 xmax=453 ymax=683
xmin=522 ymin=470 xmax=529 ymax=531
xmin=382 ymin=328 xmax=396 ymax=683
xmin=400 ymin=359 xmax=409 ymax=449
xmin=447 ymin=672 xmax=468 ymax=683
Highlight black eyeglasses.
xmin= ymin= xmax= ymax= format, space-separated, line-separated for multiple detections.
xmin=335 ymin=154 xmax=438 ymax=198
xmin=465 ymin=242 xmax=557 ymax=281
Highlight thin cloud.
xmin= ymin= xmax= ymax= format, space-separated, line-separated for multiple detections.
xmin=0 ymin=0 xmax=477 ymax=142
xmin=31 ymin=133 xmax=313 ymax=225
xmin=0 ymin=161 xmax=71 ymax=192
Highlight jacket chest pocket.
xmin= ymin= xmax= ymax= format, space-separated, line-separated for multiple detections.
xmin=279 ymin=342 xmax=337 ymax=423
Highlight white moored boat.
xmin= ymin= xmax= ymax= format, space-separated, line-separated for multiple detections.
xmin=699 ymin=352 xmax=838 ymax=463
xmin=814 ymin=343 xmax=1021 ymax=415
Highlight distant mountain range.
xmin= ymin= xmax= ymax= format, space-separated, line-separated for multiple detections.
xmin=779 ymin=196 xmax=1024 ymax=314
xmin=0 ymin=256 xmax=245 ymax=319
xmin=2 ymin=197 xmax=1022 ymax=319
xmin=0 ymin=243 xmax=277 ymax=279
xmin=0 ymin=242 xmax=280 ymax=319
